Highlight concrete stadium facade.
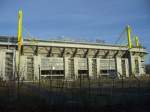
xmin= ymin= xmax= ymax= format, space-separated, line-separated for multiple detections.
xmin=0 ymin=36 xmax=147 ymax=81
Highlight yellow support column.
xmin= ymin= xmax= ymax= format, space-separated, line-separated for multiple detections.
xmin=17 ymin=9 xmax=23 ymax=99
xmin=126 ymin=25 xmax=132 ymax=49
xmin=134 ymin=36 xmax=139 ymax=47
xmin=18 ymin=9 xmax=23 ymax=51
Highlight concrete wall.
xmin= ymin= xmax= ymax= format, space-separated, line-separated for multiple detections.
xmin=0 ymin=50 xmax=6 ymax=80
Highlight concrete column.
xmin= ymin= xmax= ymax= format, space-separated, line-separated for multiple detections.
xmin=125 ymin=59 xmax=129 ymax=77
xmin=74 ymin=57 xmax=78 ymax=79
xmin=64 ymin=57 xmax=69 ymax=79
xmin=88 ymin=58 xmax=93 ymax=77
xmin=20 ymin=56 xmax=27 ymax=80
xmin=128 ymin=52 xmax=135 ymax=76
xmin=15 ymin=51 xmax=29 ymax=80
xmin=12 ymin=50 xmax=16 ymax=80
xmin=116 ymin=57 xmax=122 ymax=77
xmin=15 ymin=51 xmax=19 ymax=72
xmin=34 ymin=56 xmax=41 ymax=80
xmin=96 ymin=58 xmax=100 ymax=77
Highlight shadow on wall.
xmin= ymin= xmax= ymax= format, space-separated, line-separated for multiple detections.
xmin=145 ymin=64 xmax=150 ymax=74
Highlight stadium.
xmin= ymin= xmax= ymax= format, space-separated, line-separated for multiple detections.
xmin=0 ymin=33 xmax=147 ymax=81
xmin=0 ymin=6 xmax=150 ymax=112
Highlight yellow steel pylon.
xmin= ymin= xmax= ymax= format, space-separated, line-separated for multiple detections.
xmin=126 ymin=25 xmax=132 ymax=49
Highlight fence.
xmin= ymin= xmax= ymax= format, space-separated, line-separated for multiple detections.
xmin=0 ymin=75 xmax=150 ymax=111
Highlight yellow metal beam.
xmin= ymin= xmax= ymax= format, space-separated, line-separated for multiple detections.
xmin=134 ymin=36 xmax=139 ymax=47
xmin=17 ymin=9 xmax=23 ymax=99
xmin=126 ymin=25 xmax=132 ymax=49
xmin=18 ymin=9 xmax=23 ymax=51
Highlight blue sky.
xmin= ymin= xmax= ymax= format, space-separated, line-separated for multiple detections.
xmin=0 ymin=0 xmax=150 ymax=62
